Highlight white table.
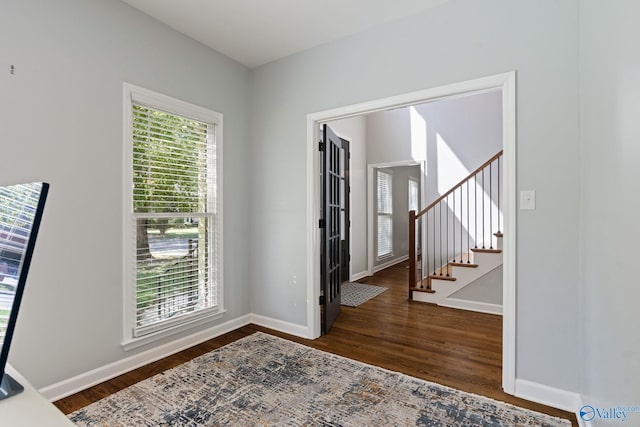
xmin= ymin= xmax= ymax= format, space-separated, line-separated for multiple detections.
xmin=0 ymin=364 xmax=75 ymax=426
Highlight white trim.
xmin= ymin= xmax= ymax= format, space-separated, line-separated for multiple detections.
xmin=408 ymin=176 xmax=420 ymax=213
xmin=367 ymin=160 xmax=422 ymax=275
xmin=39 ymin=313 xmax=313 ymax=402
xmin=122 ymin=309 xmax=226 ymax=351
xmin=121 ymin=82 xmax=224 ymax=350
xmin=372 ymin=254 xmax=409 ymax=274
xmin=308 ymin=73 xmax=514 ymax=122
xmin=438 ymin=298 xmax=503 ymax=315
xmin=368 ymin=160 xmax=423 ymax=168
xmin=124 ymin=83 xmax=221 ymax=124
xmin=350 ymin=270 xmax=370 ymax=282
xmin=501 ymin=72 xmax=517 ymax=394
xmin=514 ymin=379 xmax=582 ymax=414
xmin=249 ymin=314 xmax=310 ymax=338
xmin=40 ymin=314 xmax=252 ymax=402
xmin=306 ymin=118 xmax=321 ymax=339
xmin=367 ymin=166 xmax=374 ymax=275
xmin=306 ymin=72 xmax=518 ymax=392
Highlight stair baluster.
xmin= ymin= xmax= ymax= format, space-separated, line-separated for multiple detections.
xmin=408 ymin=150 xmax=503 ymax=300
xmin=460 ymin=185 xmax=463 ymax=263
xmin=467 ymin=180 xmax=470 ymax=263
xmin=452 ymin=192 xmax=455 ymax=270
xmin=474 ymin=175 xmax=478 ymax=249
xmin=498 ymin=157 xmax=501 ymax=234
xmin=490 ymin=162 xmax=493 ymax=249
xmin=439 ymin=201 xmax=443 ymax=276
xmin=482 ymin=168 xmax=486 ymax=249
xmin=433 ymin=205 xmax=436 ymax=279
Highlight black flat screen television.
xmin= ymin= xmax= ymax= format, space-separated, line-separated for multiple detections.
xmin=0 ymin=182 xmax=48 ymax=400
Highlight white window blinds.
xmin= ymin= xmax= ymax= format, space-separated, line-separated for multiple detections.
xmin=377 ymin=170 xmax=393 ymax=258
xmin=409 ymin=178 xmax=419 ymax=213
xmin=130 ymin=102 xmax=218 ymax=338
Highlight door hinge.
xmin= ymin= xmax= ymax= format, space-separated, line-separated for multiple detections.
xmin=319 ymin=219 xmax=325 ymax=228
xmin=318 ymin=141 xmax=325 ymax=152
xmin=319 ymin=295 xmax=326 ymax=305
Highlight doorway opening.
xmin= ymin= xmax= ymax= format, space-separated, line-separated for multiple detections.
xmin=307 ymin=72 xmax=516 ymax=394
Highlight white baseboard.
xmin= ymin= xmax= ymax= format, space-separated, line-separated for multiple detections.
xmin=514 ymin=378 xmax=582 ymax=414
xmin=373 ymin=255 xmax=408 ymax=274
xmin=438 ymin=298 xmax=503 ymax=315
xmin=249 ymin=314 xmax=310 ymax=338
xmin=40 ymin=314 xmax=253 ymax=402
xmin=39 ymin=313 xmax=311 ymax=402
xmin=350 ymin=270 xmax=370 ymax=282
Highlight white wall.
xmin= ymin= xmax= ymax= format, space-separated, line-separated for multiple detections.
xmin=1 ymin=0 xmax=600 ymax=408
xmin=366 ymin=108 xmax=414 ymax=165
xmin=579 ymin=0 xmax=640 ymax=416
xmin=416 ymin=91 xmax=503 ymax=205
xmin=325 ymin=117 xmax=368 ymax=279
xmin=449 ymin=266 xmax=502 ymax=305
xmin=366 ymin=90 xmax=503 ymax=206
xmin=250 ymin=0 xmax=581 ymax=395
xmin=366 ymin=91 xmax=503 ymax=276
xmin=0 ymin=0 xmax=251 ymax=388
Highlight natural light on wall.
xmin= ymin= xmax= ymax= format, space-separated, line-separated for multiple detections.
xmin=409 ymin=106 xmax=427 ymax=162
xmin=437 ymin=133 xmax=469 ymax=193
xmin=436 ymin=133 xmax=502 ymax=243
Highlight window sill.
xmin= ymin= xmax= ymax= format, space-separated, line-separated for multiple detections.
xmin=376 ymin=253 xmax=394 ymax=262
xmin=121 ymin=308 xmax=227 ymax=352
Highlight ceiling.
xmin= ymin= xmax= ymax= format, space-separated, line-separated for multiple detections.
xmin=120 ymin=0 xmax=449 ymax=69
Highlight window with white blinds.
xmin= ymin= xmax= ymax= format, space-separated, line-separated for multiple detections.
xmin=377 ymin=170 xmax=393 ymax=259
xmin=408 ymin=178 xmax=419 ymax=213
xmin=123 ymin=84 xmax=222 ymax=346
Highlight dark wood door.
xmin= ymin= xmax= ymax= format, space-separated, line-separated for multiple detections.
xmin=321 ymin=124 xmax=342 ymax=334
xmin=340 ymin=139 xmax=350 ymax=283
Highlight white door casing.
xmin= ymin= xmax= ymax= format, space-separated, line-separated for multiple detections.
xmin=305 ymin=71 xmax=517 ymax=394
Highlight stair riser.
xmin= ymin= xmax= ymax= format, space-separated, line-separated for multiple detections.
xmin=414 ymin=251 xmax=502 ymax=304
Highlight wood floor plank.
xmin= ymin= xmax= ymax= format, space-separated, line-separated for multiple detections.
xmin=54 ymin=261 xmax=577 ymax=425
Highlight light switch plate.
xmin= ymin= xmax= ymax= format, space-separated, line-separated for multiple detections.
xmin=520 ymin=190 xmax=535 ymax=210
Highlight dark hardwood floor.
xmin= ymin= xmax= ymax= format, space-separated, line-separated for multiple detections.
xmin=55 ymin=261 xmax=577 ymax=425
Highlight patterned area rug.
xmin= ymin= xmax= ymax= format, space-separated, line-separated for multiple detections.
xmin=69 ymin=333 xmax=570 ymax=426
xmin=341 ymin=282 xmax=387 ymax=307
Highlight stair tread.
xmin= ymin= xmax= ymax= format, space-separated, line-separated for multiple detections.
xmin=471 ymin=248 xmax=502 ymax=254
xmin=429 ymin=274 xmax=456 ymax=282
xmin=449 ymin=262 xmax=478 ymax=268
xmin=409 ymin=286 xmax=436 ymax=294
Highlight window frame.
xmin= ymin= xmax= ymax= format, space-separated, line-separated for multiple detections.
xmin=122 ymin=83 xmax=224 ymax=350
xmin=376 ymin=169 xmax=393 ymax=260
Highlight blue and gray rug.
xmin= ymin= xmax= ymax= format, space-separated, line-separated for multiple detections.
xmin=69 ymin=332 xmax=570 ymax=426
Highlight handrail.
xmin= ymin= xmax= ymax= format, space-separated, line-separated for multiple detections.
xmin=408 ymin=149 xmax=503 ymax=299
xmin=415 ymin=150 xmax=503 ymax=219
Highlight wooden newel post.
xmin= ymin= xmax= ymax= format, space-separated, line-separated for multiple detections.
xmin=408 ymin=210 xmax=416 ymax=301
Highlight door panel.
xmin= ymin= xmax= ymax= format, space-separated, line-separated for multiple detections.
xmin=340 ymin=140 xmax=350 ymax=283
xmin=321 ymin=125 xmax=342 ymax=334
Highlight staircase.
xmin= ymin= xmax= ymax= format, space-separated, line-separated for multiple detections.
xmin=408 ymin=150 xmax=503 ymax=305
